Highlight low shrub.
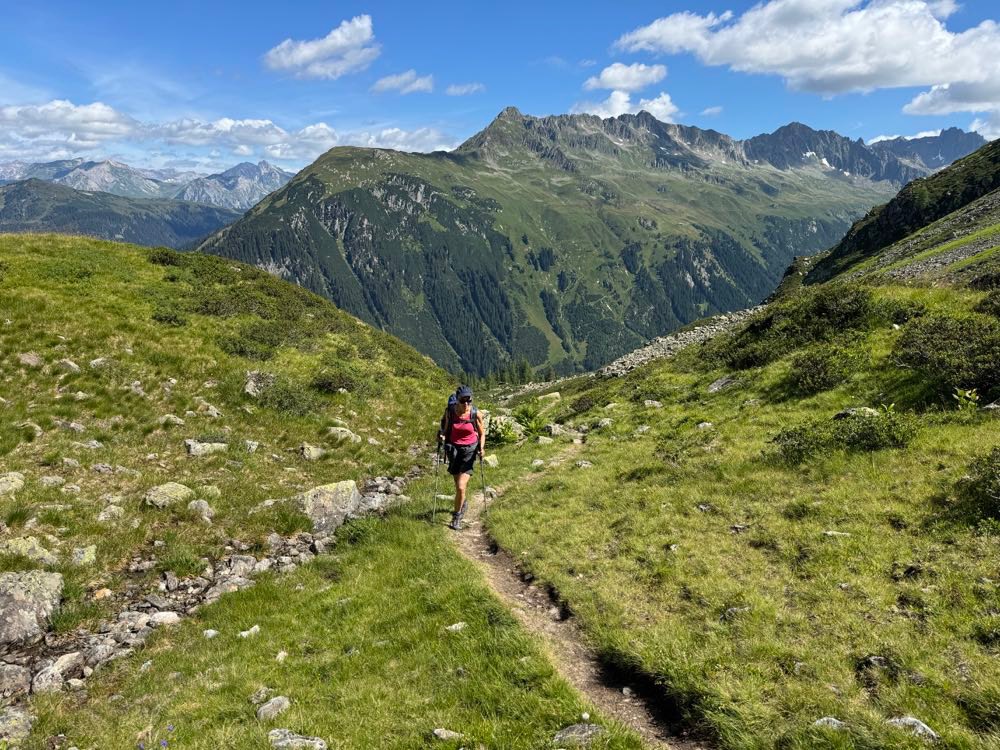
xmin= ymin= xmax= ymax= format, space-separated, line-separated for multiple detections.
xmin=970 ymin=270 xmax=1000 ymax=291
xmin=975 ymin=290 xmax=1000 ymax=317
xmin=218 ymin=320 xmax=289 ymax=361
xmin=513 ymin=403 xmax=547 ymax=438
xmin=148 ymin=248 xmax=182 ymax=266
xmin=710 ymin=283 xmax=881 ymax=370
xmin=772 ymin=408 xmax=917 ymax=463
xmin=788 ymin=345 xmax=856 ymax=395
xmin=151 ymin=304 xmax=188 ymax=327
xmin=311 ymin=358 xmax=374 ymax=398
xmin=487 ymin=417 xmax=520 ymax=446
xmin=894 ymin=314 xmax=1000 ymax=398
xmin=963 ymin=447 xmax=1000 ymax=519
xmin=258 ymin=376 xmax=320 ymax=417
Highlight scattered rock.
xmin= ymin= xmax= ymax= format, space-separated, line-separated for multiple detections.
xmin=822 ymin=530 xmax=851 ymax=538
xmin=17 ymin=352 xmax=43 ymax=368
xmin=97 ymin=505 xmax=124 ymax=523
xmin=268 ymin=728 xmax=327 ymax=749
xmin=57 ymin=359 xmax=80 ymax=373
xmin=185 ymin=439 xmax=228 ymax=457
xmin=54 ymin=419 xmax=85 ymax=433
xmin=708 ymin=375 xmax=739 ymax=393
xmin=887 ymin=717 xmax=938 ymax=741
xmin=432 ymin=728 xmax=463 ymax=741
xmin=553 ymin=723 xmax=606 ymax=747
xmin=575 ymin=460 xmax=593 ymax=469
xmin=188 ymin=499 xmax=215 ymax=522
xmin=445 ymin=622 xmax=467 ymax=633
xmin=61 ymin=458 xmax=80 ymax=469
xmin=0 ymin=472 xmax=25 ymax=496
xmin=537 ymin=436 xmax=554 ymax=445
xmin=276 ymin=650 xmax=288 ymax=663
xmin=292 ymin=481 xmax=363 ymax=534
xmin=327 ymin=427 xmax=361 ymax=444
xmin=240 ymin=624 xmax=260 ymax=638
xmin=813 ymin=717 xmax=847 ymax=730
xmin=244 ymin=371 xmax=276 ymax=398
xmin=198 ymin=485 xmax=222 ymax=499
xmin=0 ymin=537 xmax=59 ymax=567
xmin=643 ymin=399 xmax=662 ymax=408
xmin=483 ymin=454 xmax=499 ymax=469
xmin=537 ymin=391 xmax=561 ymax=403
xmin=40 ymin=475 xmax=65 ymax=488
xmin=88 ymin=357 xmax=107 ymax=369
xmin=159 ymin=414 xmax=185 ymax=426
xmin=697 ymin=421 xmax=714 ymax=430
xmin=150 ymin=611 xmax=181 ymax=626
xmin=0 ymin=571 xmax=64 ymax=649
xmin=250 ymin=686 xmax=273 ymax=704
xmin=257 ymin=696 xmax=291 ymax=721
xmin=0 ymin=664 xmax=31 ymax=700
xmin=531 ymin=459 xmax=545 ymax=467
xmin=596 ymin=418 xmax=613 ymax=429
xmin=245 ymin=440 xmax=260 ymax=453
xmin=204 ymin=629 xmax=219 ymax=639
xmin=71 ymin=546 xmax=97 ymax=566
xmin=0 ymin=706 xmax=34 ymax=744
xmin=194 ymin=398 xmax=222 ymax=418
xmin=299 ymin=443 xmax=326 ymax=461
xmin=144 ymin=482 xmax=195 ymax=508
xmin=834 ymin=407 xmax=879 ymax=420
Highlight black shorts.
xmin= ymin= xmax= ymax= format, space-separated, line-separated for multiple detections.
xmin=446 ymin=442 xmax=478 ymax=475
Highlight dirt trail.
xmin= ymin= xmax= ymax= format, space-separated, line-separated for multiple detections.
xmin=446 ymin=447 xmax=707 ymax=750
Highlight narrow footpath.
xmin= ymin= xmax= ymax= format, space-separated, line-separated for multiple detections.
xmin=445 ymin=447 xmax=706 ymax=750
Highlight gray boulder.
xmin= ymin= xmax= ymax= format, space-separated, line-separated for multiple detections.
xmin=268 ymin=729 xmax=328 ymax=749
xmin=144 ymin=482 xmax=195 ymax=508
xmin=0 ymin=706 xmax=34 ymax=744
xmin=245 ymin=371 xmax=276 ymax=398
xmin=0 ymin=472 xmax=24 ymax=496
xmin=184 ymin=439 xmax=228 ymax=457
xmin=887 ymin=717 xmax=938 ymax=741
xmin=292 ymin=481 xmax=363 ymax=534
xmin=257 ymin=696 xmax=291 ymax=720
xmin=0 ymin=664 xmax=31 ymax=701
xmin=0 ymin=537 xmax=59 ymax=567
xmin=327 ymin=427 xmax=361 ymax=444
xmin=708 ymin=375 xmax=739 ymax=393
xmin=0 ymin=571 xmax=63 ymax=649
xmin=432 ymin=728 xmax=463 ymax=741
xmin=299 ymin=443 xmax=326 ymax=461
xmin=71 ymin=546 xmax=97 ymax=566
xmin=17 ymin=352 xmax=43 ymax=368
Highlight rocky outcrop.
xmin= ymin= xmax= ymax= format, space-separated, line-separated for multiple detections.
xmin=144 ymin=482 xmax=195 ymax=508
xmin=0 ymin=572 xmax=64 ymax=651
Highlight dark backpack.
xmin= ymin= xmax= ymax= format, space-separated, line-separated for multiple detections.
xmin=439 ymin=396 xmax=481 ymax=444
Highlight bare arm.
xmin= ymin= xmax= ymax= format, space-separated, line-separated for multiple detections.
xmin=477 ymin=413 xmax=486 ymax=454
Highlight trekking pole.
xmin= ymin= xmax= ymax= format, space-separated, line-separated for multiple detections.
xmin=479 ymin=452 xmax=490 ymax=514
xmin=432 ymin=442 xmax=443 ymax=526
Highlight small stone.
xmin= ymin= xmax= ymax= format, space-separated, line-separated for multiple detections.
xmin=149 ymin=611 xmax=181 ymax=626
xmin=813 ymin=717 xmax=847 ymax=730
xmin=71 ymin=545 xmax=97 ymax=566
xmin=40 ymin=475 xmax=65 ymax=488
xmin=483 ymin=454 xmax=499 ymax=468
xmin=574 ymin=460 xmax=593 ymax=469
xmin=833 ymin=407 xmax=879 ymax=420
xmin=144 ymin=482 xmax=195 ymax=508
xmin=823 ymin=530 xmax=851 ymax=538
xmin=188 ymin=499 xmax=215 ymax=521
xmin=268 ymin=728 xmax=327 ymax=749
xmin=57 ymin=359 xmax=80 ymax=373
xmin=89 ymin=357 xmax=107 ymax=368
xmin=0 ymin=664 xmax=31 ymax=700
xmin=708 ymin=375 xmax=738 ymax=393
xmin=204 ymin=629 xmax=219 ymax=639
xmin=244 ymin=371 xmax=276 ymax=398
xmin=697 ymin=421 xmax=714 ymax=429
xmin=93 ymin=588 xmax=113 ymax=600
xmin=62 ymin=458 xmax=80 ymax=469
xmin=97 ymin=505 xmax=124 ymax=523
xmin=185 ymin=439 xmax=228 ymax=457
xmin=257 ymin=696 xmax=291 ymax=721
xmin=245 ymin=440 xmax=260 ymax=453
xmin=643 ymin=399 xmax=663 ymax=408
xmin=276 ymin=650 xmax=288 ymax=663
xmin=887 ymin=717 xmax=938 ymax=741
xmin=327 ymin=427 xmax=361 ymax=444
xmin=18 ymin=352 xmax=43 ymax=368
xmin=240 ymin=624 xmax=261 ymax=638
xmin=299 ymin=443 xmax=326 ymax=461
xmin=432 ymin=728 xmax=463 ymax=741
xmin=31 ymin=666 xmax=64 ymax=693
xmin=0 ymin=706 xmax=34 ymax=744
xmin=0 ymin=472 xmax=25 ymax=496
xmin=537 ymin=436 xmax=554 ymax=445
xmin=531 ymin=459 xmax=545 ymax=467
xmin=0 ymin=536 xmax=59 ymax=566
xmin=445 ymin=622 xmax=467 ymax=632
xmin=159 ymin=414 xmax=185 ymax=426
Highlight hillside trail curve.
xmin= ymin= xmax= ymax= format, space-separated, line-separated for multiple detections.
xmin=445 ymin=444 xmax=708 ymax=750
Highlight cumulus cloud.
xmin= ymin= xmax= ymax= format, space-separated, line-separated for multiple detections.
xmin=445 ymin=82 xmax=485 ymax=96
xmin=263 ymin=15 xmax=380 ymax=79
xmin=616 ymin=0 xmax=1000 ymax=122
xmin=0 ymin=97 xmax=453 ymax=166
xmin=571 ymin=90 xmax=679 ymax=122
xmin=584 ymin=62 xmax=666 ymax=92
xmin=371 ymin=69 xmax=434 ymax=94
xmin=971 ymin=113 xmax=1000 ymax=140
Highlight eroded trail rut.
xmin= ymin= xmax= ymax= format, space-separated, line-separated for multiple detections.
xmin=446 ymin=448 xmax=706 ymax=750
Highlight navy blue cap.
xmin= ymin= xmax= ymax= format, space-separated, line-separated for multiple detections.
xmin=456 ymin=385 xmax=473 ymax=400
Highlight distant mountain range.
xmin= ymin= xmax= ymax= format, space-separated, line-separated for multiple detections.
xmin=199 ymin=107 xmax=986 ymax=376
xmin=0 ymin=179 xmax=241 ymax=249
xmin=0 ymin=159 xmax=294 ymax=210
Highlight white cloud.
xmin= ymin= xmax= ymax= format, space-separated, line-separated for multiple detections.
xmin=263 ymin=15 xmax=381 ymax=79
xmin=971 ymin=113 xmax=1000 ymax=140
xmin=571 ymin=90 xmax=679 ymax=122
xmin=867 ymin=134 xmax=901 ymax=144
xmin=371 ymin=69 xmax=434 ymax=94
xmin=616 ymin=1 xmax=1000 ymax=120
xmin=0 ymin=97 xmax=452 ymax=166
xmin=445 ymin=82 xmax=486 ymax=96
xmin=584 ymin=62 xmax=667 ymax=92
xmin=700 ymin=105 xmax=723 ymax=116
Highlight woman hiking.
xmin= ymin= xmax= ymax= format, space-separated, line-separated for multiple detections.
xmin=437 ymin=385 xmax=485 ymax=530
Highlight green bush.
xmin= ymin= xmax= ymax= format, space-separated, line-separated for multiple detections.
xmin=975 ymin=290 xmax=1000 ymax=317
xmin=487 ymin=417 xmax=520 ymax=446
xmin=711 ymin=283 xmax=880 ymax=370
xmin=218 ymin=320 xmax=289 ymax=361
xmin=895 ymin=314 xmax=1000 ymax=397
xmin=258 ymin=377 xmax=320 ymax=417
xmin=772 ymin=409 xmax=916 ymax=463
xmin=963 ymin=447 xmax=1000 ymax=519
xmin=788 ymin=345 xmax=856 ymax=395
xmin=148 ymin=248 xmax=182 ymax=266
xmin=311 ymin=358 xmax=369 ymax=396
xmin=513 ymin=403 xmax=547 ymax=438
xmin=151 ymin=304 xmax=188 ymax=327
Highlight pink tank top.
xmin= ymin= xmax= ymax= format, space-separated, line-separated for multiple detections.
xmin=448 ymin=409 xmax=479 ymax=446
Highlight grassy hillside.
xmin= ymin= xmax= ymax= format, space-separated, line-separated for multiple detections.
xmin=484 ymin=281 xmax=1000 ymax=749
xmin=200 ymin=110 xmax=899 ymax=376
xmin=0 ymin=180 xmax=242 ymax=249
xmin=807 ymin=139 xmax=1000 ymax=283
xmin=0 ymin=234 xmax=643 ymax=749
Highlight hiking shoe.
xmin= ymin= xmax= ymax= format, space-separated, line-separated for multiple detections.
xmin=449 ymin=511 xmax=463 ymax=531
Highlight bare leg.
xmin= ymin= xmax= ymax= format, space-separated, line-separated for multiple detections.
xmin=453 ymin=472 xmax=470 ymax=513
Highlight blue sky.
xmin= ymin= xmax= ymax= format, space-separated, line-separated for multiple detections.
xmin=1 ymin=0 xmax=997 ymax=172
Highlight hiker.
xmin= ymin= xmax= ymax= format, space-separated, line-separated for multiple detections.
xmin=438 ymin=385 xmax=485 ymax=530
